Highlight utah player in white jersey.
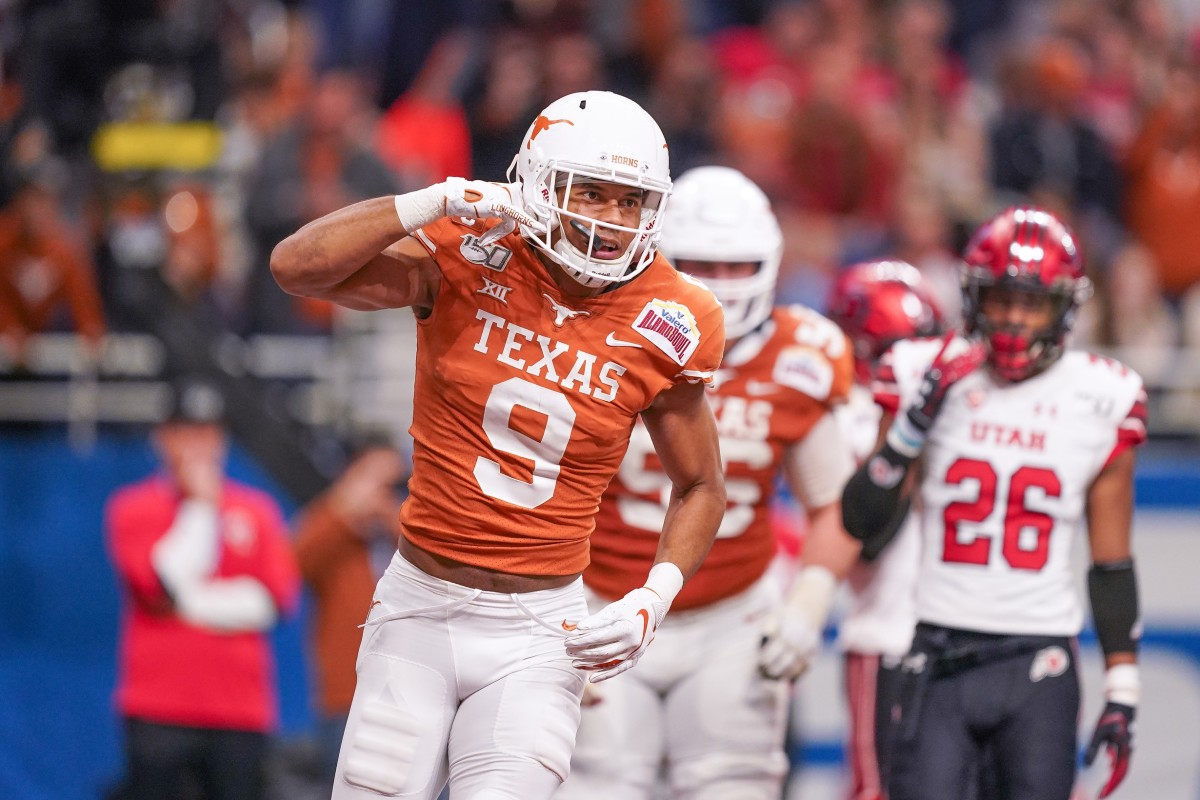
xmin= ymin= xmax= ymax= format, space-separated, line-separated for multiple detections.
xmin=556 ymin=166 xmax=859 ymax=799
xmin=826 ymin=261 xmax=943 ymax=800
xmin=841 ymin=207 xmax=1146 ymax=800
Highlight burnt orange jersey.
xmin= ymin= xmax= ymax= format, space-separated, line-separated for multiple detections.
xmin=588 ymin=305 xmax=853 ymax=609
xmin=400 ymin=217 xmax=725 ymax=576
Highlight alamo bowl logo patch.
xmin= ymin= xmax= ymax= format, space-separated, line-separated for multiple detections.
xmin=633 ymin=300 xmax=699 ymax=366
xmin=772 ymin=346 xmax=833 ymax=400
xmin=1030 ymin=645 xmax=1070 ymax=682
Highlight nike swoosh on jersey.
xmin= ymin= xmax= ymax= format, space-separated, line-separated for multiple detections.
xmin=606 ymin=333 xmax=643 ymax=349
xmin=745 ymin=380 xmax=776 ymax=396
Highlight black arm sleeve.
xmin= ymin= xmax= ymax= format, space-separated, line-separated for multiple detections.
xmin=859 ymin=495 xmax=913 ymax=561
xmin=841 ymin=442 xmax=916 ymax=556
xmin=1089 ymin=558 xmax=1141 ymax=657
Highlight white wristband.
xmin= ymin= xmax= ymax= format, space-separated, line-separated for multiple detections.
xmin=1104 ymin=663 xmax=1141 ymax=706
xmin=644 ymin=562 xmax=685 ymax=608
xmin=787 ymin=565 xmax=838 ymax=629
xmin=394 ymin=182 xmax=449 ymax=233
xmin=886 ymin=411 xmax=926 ymax=459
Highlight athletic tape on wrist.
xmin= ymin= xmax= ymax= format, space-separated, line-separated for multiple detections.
xmin=1104 ymin=663 xmax=1141 ymax=707
xmin=788 ymin=565 xmax=837 ymax=629
xmin=644 ymin=562 xmax=684 ymax=607
xmin=394 ymin=181 xmax=450 ymax=233
xmin=885 ymin=412 xmax=926 ymax=459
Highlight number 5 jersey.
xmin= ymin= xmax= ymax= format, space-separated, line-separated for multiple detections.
xmin=400 ymin=217 xmax=725 ymax=577
xmin=875 ymin=339 xmax=1148 ymax=636
xmin=587 ymin=305 xmax=855 ymax=609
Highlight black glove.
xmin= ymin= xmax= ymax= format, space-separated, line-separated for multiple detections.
xmin=1084 ymin=702 xmax=1135 ymax=798
xmin=887 ymin=333 xmax=986 ymax=459
xmin=906 ymin=332 xmax=986 ymax=435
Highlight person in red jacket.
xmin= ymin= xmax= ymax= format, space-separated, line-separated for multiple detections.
xmin=105 ymin=377 xmax=301 ymax=800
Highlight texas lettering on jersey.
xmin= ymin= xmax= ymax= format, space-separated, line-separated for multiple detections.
xmin=587 ymin=306 xmax=853 ymax=610
xmin=877 ymin=340 xmax=1148 ymax=637
xmin=402 ymin=216 xmax=725 ymax=577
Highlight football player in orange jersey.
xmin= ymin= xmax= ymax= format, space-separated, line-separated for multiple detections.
xmin=271 ymin=91 xmax=728 ymax=800
xmin=555 ymin=166 xmax=861 ymax=800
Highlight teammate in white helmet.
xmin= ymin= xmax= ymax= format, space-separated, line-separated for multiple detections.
xmin=271 ymin=91 xmax=728 ymax=800
xmin=841 ymin=207 xmax=1146 ymax=800
xmin=556 ymin=165 xmax=860 ymax=799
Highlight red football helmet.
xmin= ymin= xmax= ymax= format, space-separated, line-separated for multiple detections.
xmin=827 ymin=260 xmax=944 ymax=384
xmin=960 ymin=206 xmax=1092 ymax=382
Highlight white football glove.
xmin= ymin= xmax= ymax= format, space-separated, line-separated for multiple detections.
xmin=759 ymin=565 xmax=837 ymax=680
xmin=564 ymin=563 xmax=684 ymax=683
xmin=565 ymin=586 xmax=668 ymax=682
xmin=443 ymin=178 xmax=537 ymax=245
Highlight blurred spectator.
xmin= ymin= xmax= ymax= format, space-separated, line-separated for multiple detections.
xmin=96 ymin=176 xmax=230 ymax=332
xmin=887 ymin=0 xmax=989 ymax=226
xmin=990 ymin=36 xmax=1122 ymax=223
xmin=0 ymin=164 xmax=105 ymax=366
xmin=376 ymin=32 xmax=474 ymax=190
xmin=105 ymin=377 xmax=301 ymax=800
xmin=889 ymin=191 xmax=964 ymax=324
xmin=467 ymin=30 xmax=544 ymax=181
xmin=159 ymin=179 xmax=226 ymax=309
xmin=293 ymin=437 xmax=406 ymax=784
xmin=543 ymin=32 xmax=608 ymax=102
xmin=644 ymin=37 xmax=721 ymax=175
xmin=711 ymin=2 xmax=812 ymax=199
xmin=244 ymin=69 xmax=398 ymax=334
xmin=1123 ymin=52 xmax=1200 ymax=299
xmin=1075 ymin=241 xmax=1179 ymax=386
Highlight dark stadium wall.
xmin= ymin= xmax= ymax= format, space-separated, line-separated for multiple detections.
xmin=0 ymin=430 xmax=312 ymax=800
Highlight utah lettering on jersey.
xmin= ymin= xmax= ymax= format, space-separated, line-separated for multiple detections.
xmin=970 ymin=422 xmax=1047 ymax=451
xmin=473 ymin=308 xmax=626 ymax=403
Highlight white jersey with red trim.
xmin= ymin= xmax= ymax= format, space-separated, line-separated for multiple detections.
xmin=877 ymin=342 xmax=1148 ymax=636
xmin=833 ymin=384 xmax=921 ymax=657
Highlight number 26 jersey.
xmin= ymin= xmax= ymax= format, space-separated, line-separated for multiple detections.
xmin=876 ymin=340 xmax=1148 ymax=636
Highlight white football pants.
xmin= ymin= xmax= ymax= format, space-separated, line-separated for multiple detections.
xmin=556 ymin=574 xmax=791 ymax=800
xmin=332 ymin=550 xmax=589 ymax=800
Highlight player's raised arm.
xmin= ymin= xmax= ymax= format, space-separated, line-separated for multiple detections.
xmin=270 ymin=180 xmax=529 ymax=311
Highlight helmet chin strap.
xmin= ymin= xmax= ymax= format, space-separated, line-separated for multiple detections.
xmin=554 ymin=219 xmax=637 ymax=287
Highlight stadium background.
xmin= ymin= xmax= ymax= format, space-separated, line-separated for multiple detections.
xmin=1 ymin=1 xmax=1199 ymax=798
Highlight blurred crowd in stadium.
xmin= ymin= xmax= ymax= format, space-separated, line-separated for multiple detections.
xmin=1 ymin=0 xmax=1199 ymax=798
xmin=3 ymin=0 xmax=1200 ymax=431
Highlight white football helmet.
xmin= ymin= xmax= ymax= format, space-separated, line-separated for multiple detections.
xmin=659 ymin=166 xmax=783 ymax=339
xmin=509 ymin=91 xmax=672 ymax=287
